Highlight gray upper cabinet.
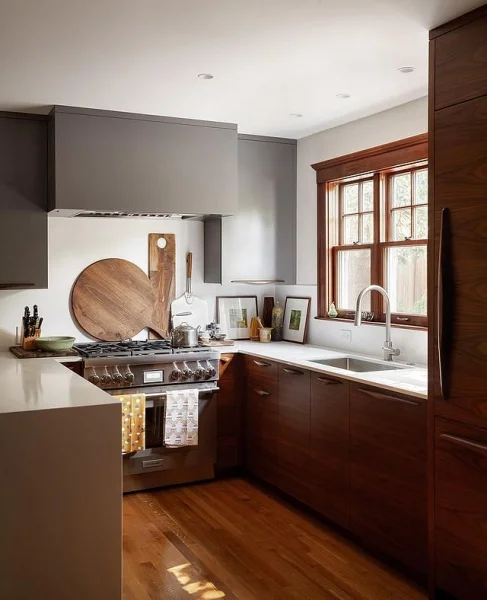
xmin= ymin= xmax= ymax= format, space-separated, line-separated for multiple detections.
xmin=220 ymin=135 xmax=296 ymax=284
xmin=48 ymin=106 xmax=238 ymax=217
xmin=0 ymin=114 xmax=48 ymax=289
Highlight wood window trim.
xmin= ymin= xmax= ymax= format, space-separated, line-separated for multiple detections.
xmin=313 ymin=133 xmax=428 ymax=328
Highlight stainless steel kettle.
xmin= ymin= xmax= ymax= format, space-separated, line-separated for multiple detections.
xmin=171 ymin=322 xmax=199 ymax=348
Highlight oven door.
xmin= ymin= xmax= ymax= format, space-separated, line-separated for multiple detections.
xmin=109 ymin=383 xmax=219 ymax=478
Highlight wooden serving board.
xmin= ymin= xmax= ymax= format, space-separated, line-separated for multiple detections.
xmin=148 ymin=234 xmax=175 ymax=339
xmin=71 ymin=258 xmax=167 ymax=341
xmin=10 ymin=346 xmax=80 ymax=359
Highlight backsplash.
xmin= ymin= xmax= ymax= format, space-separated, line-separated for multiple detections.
xmin=0 ymin=218 xmax=273 ymax=351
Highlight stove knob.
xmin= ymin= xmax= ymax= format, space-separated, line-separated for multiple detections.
xmin=182 ymin=368 xmax=193 ymax=380
xmin=112 ymin=369 xmax=123 ymax=385
xmin=193 ymin=362 xmax=204 ymax=379
xmin=205 ymin=363 xmax=217 ymax=378
xmin=100 ymin=372 xmax=112 ymax=385
xmin=124 ymin=370 xmax=135 ymax=384
xmin=170 ymin=369 xmax=182 ymax=381
xmin=88 ymin=372 xmax=101 ymax=385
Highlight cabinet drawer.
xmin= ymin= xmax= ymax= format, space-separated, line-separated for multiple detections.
xmin=245 ymin=355 xmax=278 ymax=388
xmin=435 ymin=417 xmax=487 ymax=599
xmin=434 ymin=15 xmax=487 ymax=110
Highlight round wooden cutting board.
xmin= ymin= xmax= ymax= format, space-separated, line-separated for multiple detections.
xmin=72 ymin=258 xmax=167 ymax=341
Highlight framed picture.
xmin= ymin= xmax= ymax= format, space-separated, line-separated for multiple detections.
xmin=283 ymin=296 xmax=311 ymax=344
xmin=216 ymin=296 xmax=258 ymax=340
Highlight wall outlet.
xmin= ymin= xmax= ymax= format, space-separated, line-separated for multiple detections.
xmin=340 ymin=329 xmax=352 ymax=342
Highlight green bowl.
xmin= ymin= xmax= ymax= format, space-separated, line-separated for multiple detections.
xmin=35 ymin=336 xmax=76 ymax=352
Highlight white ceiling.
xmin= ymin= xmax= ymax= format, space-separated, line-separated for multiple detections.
xmin=0 ymin=0 xmax=484 ymax=138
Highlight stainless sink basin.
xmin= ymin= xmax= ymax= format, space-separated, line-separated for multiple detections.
xmin=309 ymin=357 xmax=405 ymax=372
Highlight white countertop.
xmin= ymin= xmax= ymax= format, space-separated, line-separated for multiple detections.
xmin=0 ymin=352 xmax=119 ymax=414
xmin=228 ymin=341 xmax=427 ymax=399
xmin=0 ymin=340 xmax=427 ymax=415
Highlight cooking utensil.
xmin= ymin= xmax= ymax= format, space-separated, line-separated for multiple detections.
xmin=71 ymin=258 xmax=167 ymax=341
xmin=148 ymin=233 xmax=176 ymax=339
xmin=171 ymin=322 xmax=199 ymax=348
xmin=35 ymin=336 xmax=76 ymax=352
xmin=171 ymin=252 xmax=209 ymax=330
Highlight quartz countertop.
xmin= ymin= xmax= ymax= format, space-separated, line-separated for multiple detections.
xmin=0 ymin=351 xmax=118 ymax=414
xmin=225 ymin=341 xmax=427 ymax=399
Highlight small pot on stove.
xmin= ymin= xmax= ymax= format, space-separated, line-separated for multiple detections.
xmin=171 ymin=322 xmax=199 ymax=348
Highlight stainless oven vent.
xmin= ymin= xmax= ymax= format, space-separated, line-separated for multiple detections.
xmin=71 ymin=211 xmax=188 ymax=219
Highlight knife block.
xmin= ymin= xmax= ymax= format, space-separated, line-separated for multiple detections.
xmin=22 ymin=328 xmax=41 ymax=350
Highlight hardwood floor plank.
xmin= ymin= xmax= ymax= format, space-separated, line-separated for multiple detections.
xmin=123 ymin=477 xmax=427 ymax=600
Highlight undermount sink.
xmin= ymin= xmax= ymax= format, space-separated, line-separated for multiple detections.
xmin=309 ymin=356 xmax=406 ymax=373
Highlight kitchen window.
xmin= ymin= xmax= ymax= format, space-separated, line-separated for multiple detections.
xmin=313 ymin=134 xmax=428 ymax=328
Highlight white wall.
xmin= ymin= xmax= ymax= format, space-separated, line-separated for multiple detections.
xmin=0 ymin=218 xmax=274 ymax=351
xmin=282 ymin=96 xmax=429 ymax=365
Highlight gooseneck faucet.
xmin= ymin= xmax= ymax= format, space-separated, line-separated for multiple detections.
xmin=354 ymin=285 xmax=400 ymax=362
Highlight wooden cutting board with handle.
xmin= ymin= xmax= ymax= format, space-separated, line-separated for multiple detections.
xmin=148 ymin=233 xmax=175 ymax=339
xmin=72 ymin=258 xmax=167 ymax=341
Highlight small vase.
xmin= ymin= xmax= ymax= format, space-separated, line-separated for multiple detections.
xmin=328 ymin=302 xmax=338 ymax=318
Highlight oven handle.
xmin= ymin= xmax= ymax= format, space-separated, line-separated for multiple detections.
xmin=143 ymin=386 xmax=220 ymax=399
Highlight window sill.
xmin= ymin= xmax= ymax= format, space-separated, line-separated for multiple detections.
xmin=314 ymin=315 xmax=428 ymax=332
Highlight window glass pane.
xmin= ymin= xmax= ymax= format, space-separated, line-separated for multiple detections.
xmin=391 ymin=173 xmax=411 ymax=208
xmin=343 ymin=214 xmax=359 ymax=244
xmin=362 ymin=213 xmax=374 ymax=244
xmin=386 ymin=245 xmax=427 ymax=315
xmin=343 ymin=184 xmax=359 ymax=214
xmin=414 ymin=206 xmax=428 ymax=239
xmin=362 ymin=180 xmax=374 ymax=211
xmin=414 ymin=169 xmax=428 ymax=205
xmin=392 ymin=208 xmax=412 ymax=241
xmin=337 ymin=249 xmax=371 ymax=311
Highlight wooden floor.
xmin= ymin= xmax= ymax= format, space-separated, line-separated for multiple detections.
xmin=123 ymin=477 xmax=427 ymax=600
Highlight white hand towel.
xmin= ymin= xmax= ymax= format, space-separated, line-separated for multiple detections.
xmin=164 ymin=389 xmax=199 ymax=447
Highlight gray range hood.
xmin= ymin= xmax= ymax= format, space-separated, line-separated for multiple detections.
xmin=48 ymin=106 xmax=238 ymax=218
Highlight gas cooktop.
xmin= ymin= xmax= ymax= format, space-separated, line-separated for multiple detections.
xmin=73 ymin=340 xmax=210 ymax=358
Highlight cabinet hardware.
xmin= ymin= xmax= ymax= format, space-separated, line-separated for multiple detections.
xmin=283 ymin=367 xmax=304 ymax=376
xmin=317 ymin=376 xmax=342 ymax=385
xmin=358 ymin=388 xmax=421 ymax=406
xmin=440 ymin=433 xmax=487 ymax=454
xmin=252 ymin=360 xmax=271 ymax=367
xmin=142 ymin=459 xmax=164 ymax=469
xmin=254 ymin=389 xmax=271 ymax=397
xmin=396 ymin=316 xmax=409 ymax=322
xmin=438 ymin=207 xmax=450 ymax=400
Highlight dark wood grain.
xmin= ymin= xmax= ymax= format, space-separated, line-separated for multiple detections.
xmin=435 ymin=418 xmax=487 ymax=600
xmin=244 ymin=356 xmax=279 ymax=487
xmin=216 ymin=354 xmax=243 ymax=472
xmin=432 ymin=96 xmax=487 ymax=427
xmin=61 ymin=361 xmax=83 ymax=376
xmin=123 ymin=478 xmax=426 ymax=600
xmin=71 ymin=258 xmax=166 ymax=341
xmin=148 ymin=233 xmax=175 ymax=339
xmin=309 ymin=373 xmax=350 ymax=529
xmin=434 ymin=13 xmax=487 ymax=110
xmin=276 ymin=364 xmax=312 ymax=505
xmin=350 ymin=384 xmax=428 ymax=575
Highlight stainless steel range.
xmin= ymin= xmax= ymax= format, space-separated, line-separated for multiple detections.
xmin=74 ymin=340 xmax=220 ymax=493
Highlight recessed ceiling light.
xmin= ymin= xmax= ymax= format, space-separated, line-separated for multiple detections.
xmin=290 ymin=113 xmax=303 ymax=118
xmin=398 ymin=66 xmax=415 ymax=73
xmin=336 ymin=93 xmax=351 ymax=99
xmin=197 ymin=73 xmax=214 ymax=80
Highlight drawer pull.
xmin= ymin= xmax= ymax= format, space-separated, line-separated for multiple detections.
xmin=317 ymin=376 xmax=342 ymax=385
xmin=252 ymin=360 xmax=272 ymax=368
xmin=357 ymin=388 xmax=420 ymax=406
xmin=283 ymin=367 xmax=304 ymax=376
xmin=440 ymin=433 xmax=487 ymax=454
xmin=142 ymin=459 xmax=164 ymax=469
xmin=254 ymin=389 xmax=271 ymax=397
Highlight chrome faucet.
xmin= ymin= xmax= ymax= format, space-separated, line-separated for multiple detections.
xmin=354 ymin=285 xmax=400 ymax=362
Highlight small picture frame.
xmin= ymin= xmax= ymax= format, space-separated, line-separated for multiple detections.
xmin=283 ymin=296 xmax=311 ymax=344
xmin=216 ymin=296 xmax=258 ymax=340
